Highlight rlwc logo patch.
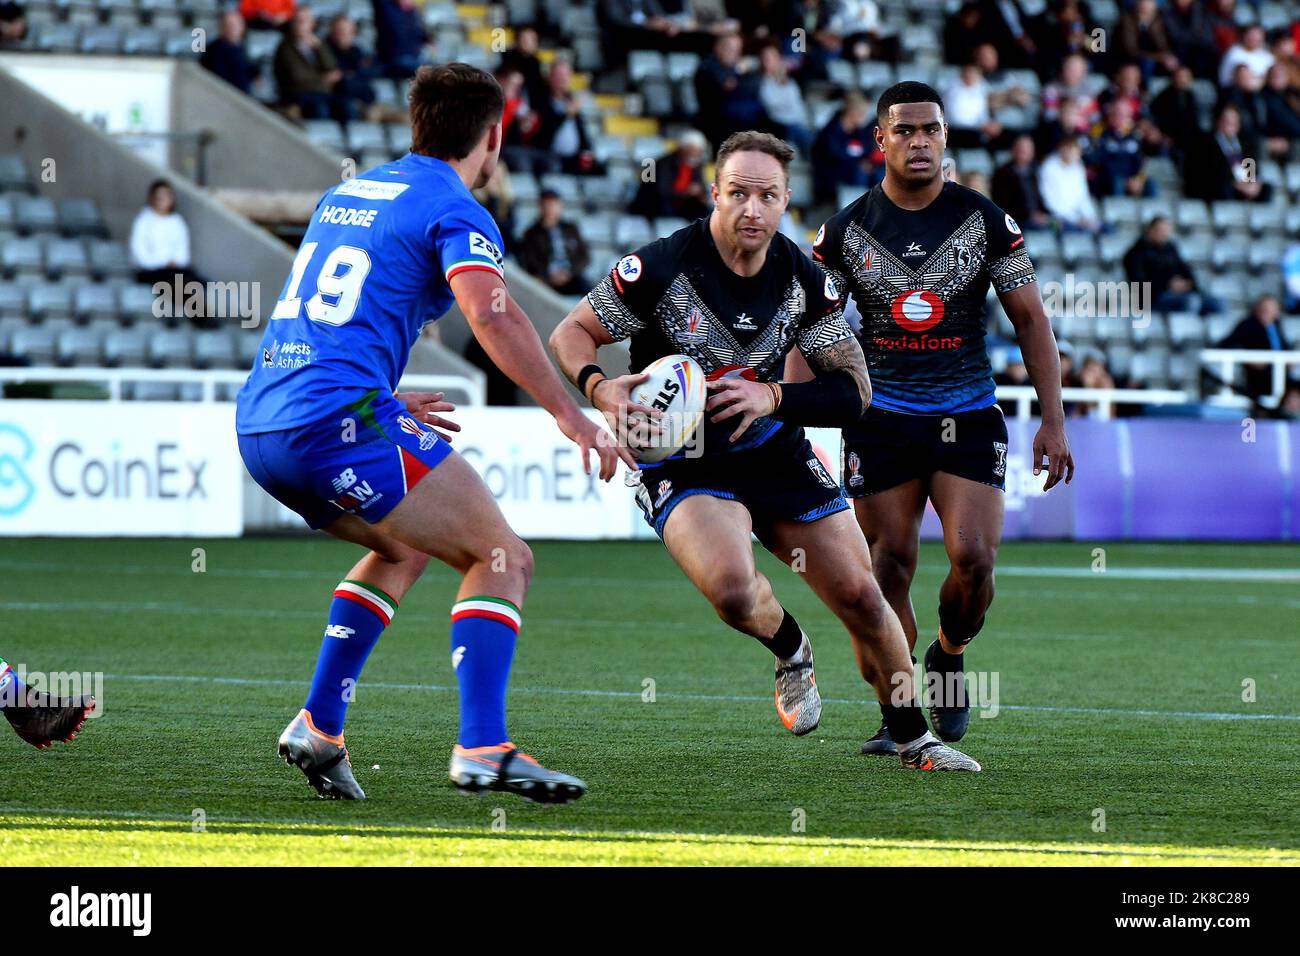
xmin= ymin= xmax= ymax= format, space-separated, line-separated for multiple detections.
xmin=846 ymin=450 xmax=864 ymax=487
xmin=398 ymin=415 xmax=438 ymax=451
xmin=676 ymin=307 xmax=707 ymax=344
xmin=993 ymin=441 xmax=1008 ymax=478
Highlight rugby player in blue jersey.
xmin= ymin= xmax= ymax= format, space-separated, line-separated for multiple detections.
xmin=236 ymin=64 xmax=634 ymax=803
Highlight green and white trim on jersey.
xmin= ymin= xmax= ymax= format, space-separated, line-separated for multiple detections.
xmin=451 ymin=596 xmax=522 ymax=633
xmin=444 ymin=258 xmax=504 ymax=282
xmin=333 ymin=579 xmax=399 ymax=626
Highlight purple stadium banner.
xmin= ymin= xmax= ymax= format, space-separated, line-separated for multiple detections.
xmin=909 ymin=418 xmax=1298 ymax=541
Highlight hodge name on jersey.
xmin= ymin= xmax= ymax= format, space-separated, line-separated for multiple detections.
xmin=813 ymin=180 xmax=1036 ymax=415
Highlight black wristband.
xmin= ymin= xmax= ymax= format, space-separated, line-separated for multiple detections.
xmin=770 ymin=369 xmax=866 ymax=427
xmin=576 ymin=364 xmax=605 ymax=400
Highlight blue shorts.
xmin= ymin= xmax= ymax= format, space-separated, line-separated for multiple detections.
xmin=238 ymin=389 xmax=453 ymax=530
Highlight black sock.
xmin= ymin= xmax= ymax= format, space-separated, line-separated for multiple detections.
xmin=763 ymin=610 xmax=803 ymax=660
xmin=880 ymin=701 xmax=928 ymax=747
xmin=929 ymin=640 xmax=966 ymax=674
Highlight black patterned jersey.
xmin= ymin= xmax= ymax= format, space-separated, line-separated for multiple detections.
xmin=813 ymin=181 xmax=1036 ymax=415
xmin=588 ymin=215 xmax=852 ymax=455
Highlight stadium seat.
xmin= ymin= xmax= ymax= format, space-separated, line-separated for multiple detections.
xmin=615 ymin=217 xmax=652 ymax=247
xmin=2 ymin=236 xmax=44 ymax=276
xmin=74 ymin=283 xmax=119 ymax=323
xmin=87 ymin=239 xmax=133 ymax=280
xmin=28 ymin=284 xmax=74 ymax=322
xmin=577 ymin=210 xmax=615 ymax=244
xmin=102 ymin=327 xmax=149 ymax=367
xmin=1128 ymin=349 xmax=1168 ymax=386
xmin=127 ymin=381 xmax=181 ymax=401
xmin=148 ymin=328 xmax=193 ymax=368
xmin=0 ymin=285 xmax=27 ymax=320
xmin=1211 ymin=233 xmax=1252 ymax=270
xmin=1094 ymin=315 xmax=1132 ymax=344
xmin=44 ymin=238 xmax=90 ymax=277
xmin=1167 ymin=313 xmax=1207 ymax=348
xmin=35 ymin=23 xmax=80 ymax=53
xmin=1059 ymin=232 xmax=1096 ymax=268
xmin=234 ymin=329 xmax=260 ymax=367
xmin=628 ymin=50 xmax=665 ymax=85
xmin=78 ymin=25 xmax=124 ymax=53
xmin=192 ymin=330 xmax=237 ymax=369
xmin=345 ymin=121 xmax=388 ymax=155
xmin=639 ymin=77 xmax=674 ymax=119
xmin=1097 ymin=229 xmax=1136 ymax=267
xmin=1131 ymin=313 xmax=1167 ymax=347
xmin=57 ymin=197 xmax=105 ymax=236
xmin=1206 ymin=314 xmax=1237 ymax=342
xmin=119 ymin=284 xmax=161 ymax=323
xmin=56 ymin=326 xmax=104 ymax=366
xmin=304 ymin=119 xmax=347 ymax=154
xmin=123 ymin=27 xmax=166 ymax=55
xmin=539 ymin=174 xmax=582 ymax=203
xmin=0 ymin=316 xmax=24 ymax=352
xmin=0 ymin=154 xmax=29 ymax=191
xmin=13 ymin=196 xmax=59 ymax=233
xmin=1248 ymin=204 xmax=1285 ymax=237
xmin=665 ymin=52 xmax=700 ymax=83
xmin=12 ymin=323 xmax=67 ymax=365
xmin=1211 ymin=202 xmax=1251 ymax=234
xmin=1174 ymin=198 xmax=1210 ymax=231
xmin=858 ymin=61 xmax=895 ymax=92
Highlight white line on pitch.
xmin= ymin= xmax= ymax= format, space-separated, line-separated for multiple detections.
xmin=99 ymin=672 xmax=1300 ymax=722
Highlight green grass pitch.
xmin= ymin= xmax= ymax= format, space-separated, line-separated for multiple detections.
xmin=1 ymin=537 xmax=1297 ymax=866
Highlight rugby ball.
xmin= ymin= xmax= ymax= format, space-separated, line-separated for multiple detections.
xmin=627 ymin=354 xmax=706 ymax=463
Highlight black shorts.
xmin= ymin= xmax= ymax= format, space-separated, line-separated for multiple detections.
xmin=842 ymin=405 xmax=1009 ymax=497
xmin=635 ymin=433 xmax=848 ymax=538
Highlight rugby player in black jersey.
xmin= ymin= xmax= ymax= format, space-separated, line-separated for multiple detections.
xmin=552 ymin=131 xmax=980 ymax=771
xmin=796 ymin=82 xmax=1075 ymax=755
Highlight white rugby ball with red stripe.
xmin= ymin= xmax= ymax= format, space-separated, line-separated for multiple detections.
xmin=627 ymin=354 xmax=706 ymax=463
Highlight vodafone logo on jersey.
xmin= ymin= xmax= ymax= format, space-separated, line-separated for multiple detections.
xmin=889 ymin=290 xmax=945 ymax=332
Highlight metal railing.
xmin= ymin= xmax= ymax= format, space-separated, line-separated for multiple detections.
xmin=0 ymin=367 xmax=485 ymax=405
xmin=1199 ymin=348 xmax=1300 ymax=408
xmin=995 ymin=385 xmax=1194 ymax=419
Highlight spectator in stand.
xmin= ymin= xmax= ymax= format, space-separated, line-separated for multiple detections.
xmin=1089 ymin=98 xmax=1153 ymax=198
xmin=694 ymin=32 xmax=765 ymax=147
xmin=1099 ymin=62 xmax=1167 ymax=154
xmin=962 ymin=169 xmax=990 ymax=196
xmin=0 ymin=1 xmax=28 ymax=46
xmin=829 ymin=0 xmax=899 ymax=65
xmin=1074 ymin=352 xmax=1120 ymax=416
xmin=1203 ymin=0 xmax=1239 ymax=56
xmin=757 ymin=42 xmax=812 ymax=156
xmin=1216 ymin=295 xmax=1293 ymax=401
xmin=976 ymin=0 xmax=1036 ymax=70
xmin=1150 ymin=64 xmax=1203 ymax=164
xmin=1116 ymin=0 xmax=1179 ymax=79
xmin=519 ymin=190 xmax=591 ymax=296
xmin=1185 ymin=104 xmax=1272 ymax=202
xmin=240 ymin=0 xmax=294 ymax=32
xmin=201 ymin=9 xmax=259 ymax=95
xmin=812 ymin=91 xmax=881 ymax=204
xmin=326 ymin=15 xmax=379 ymax=121
xmin=1162 ymin=0 xmax=1218 ymax=79
xmin=532 ymin=58 xmax=602 ymax=176
xmin=1035 ymin=94 xmax=1090 ymax=158
xmin=1271 ymin=28 xmax=1300 ymax=89
xmin=1042 ymin=54 xmax=1100 ymax=132
xmin=498 ymin=26 xmax=547 ymax=109
xmin=371 ymin=0 xmax=429 ymax=79
xmin=1219 ymin=23 xmax=1273 ymax=87
xmin=129 ymin=180 xmax=205 ymax=322
xmin=993 ymin=134 xmax=1050 ymax=230
xmin=1123 ymin=216 xmax=1221 ymax=315
xmin=274 ymin=7 xmax=346 ymax=121
xmin=1036 ymin=0 xmax=1094 ymax=74
xmin=944 ymin=59 xmax=1027 ymax=149
xmin=629 ymin=131 xmax=711 ymax=220
xmin=783 ymin=0 xmax=841 ymax=84
xmin=1260 ymin=63 xmax=1300 ymax=145
xmin=472 ymin=160 xmax=516 ymax=246
xmin=681 ymin=0 xmax=742 ymax=43
xmin=597 ymin=0 xmax=683 ymax=68
xmin=944 ymin=3 xmax=986 ymax=66
xmin=1038 ymin=137 xmax=1101 ymax=233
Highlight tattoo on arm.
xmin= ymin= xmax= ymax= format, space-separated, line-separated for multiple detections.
xmin=806 ymin=337 xmax=871 ymax=407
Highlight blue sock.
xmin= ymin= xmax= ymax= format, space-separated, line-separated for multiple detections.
xmin=0 ymin=658 xmax=25 ymax=710
xmin=303 ymin=580 xmax=398 ymax=737
xmin=449 ymin=596 xmax=520 ymax=748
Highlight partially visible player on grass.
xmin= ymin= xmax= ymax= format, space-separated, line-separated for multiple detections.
xmin=0 ymin=657 xmax=94 ymax=748
xmin=796 ymin=82 xmax=1074 ymax=754
xmin=235 ymin=64 xmax=631 ymax=803
xmin=551 ymin=131 xmax=981 ymax=771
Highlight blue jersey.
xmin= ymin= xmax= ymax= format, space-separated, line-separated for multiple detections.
xmin=236 ymin=153 xmax=505 ymax=435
